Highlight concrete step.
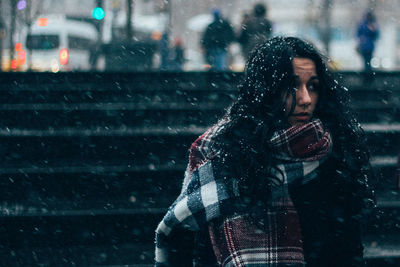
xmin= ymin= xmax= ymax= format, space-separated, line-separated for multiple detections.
xmin=339 ymin=71 xmax=400 ymax=91
xmin=0 ymin=161 xmax=397 ymax=217
xmin=1 ymin=72 xmax=399 ymax=112
xmin=364 ymin=233 xmax=400 ymax=266
xmin=0 ymin=126 xmax=397 ymax=167
xmin=0 ymin=213 xmax=161 ymax=266
xmin=0 ymin=89 xmax=397 ymax=107
xmin=0 ymin=89 xmax=237 ymax=105
xmin=0 ymin=108 xmax=225 ymax=129
xmin=0 ymin=102 xmax=397 ymax=128
xmin=0 ymin=244 xmax=155 ymax=266
xmin=0 ymin=166 xmax=183 ymax=216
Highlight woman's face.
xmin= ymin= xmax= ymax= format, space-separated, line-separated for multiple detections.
xmin=283 ymin=57 xmax=320 ymax=126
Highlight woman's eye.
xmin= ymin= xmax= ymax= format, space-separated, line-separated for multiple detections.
xmin=308 ymin=83 xmax=319 ymax=91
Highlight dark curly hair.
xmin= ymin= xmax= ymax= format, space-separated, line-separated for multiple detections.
xmin=208 ymin=36 xmax=373 ymax=211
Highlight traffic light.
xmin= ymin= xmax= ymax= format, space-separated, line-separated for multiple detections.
xmin=92 ymin=7 xmax=105 ymax=20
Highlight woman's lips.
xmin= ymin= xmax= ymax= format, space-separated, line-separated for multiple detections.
xmin=292 ymin=113 xmax=311 ymax=121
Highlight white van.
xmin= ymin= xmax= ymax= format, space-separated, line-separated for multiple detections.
xmin=25 ymin=15 xmax=99 ymax=72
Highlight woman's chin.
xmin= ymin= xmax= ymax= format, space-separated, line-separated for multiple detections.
xmin=288 ymin=119 xmax=310 ymax=126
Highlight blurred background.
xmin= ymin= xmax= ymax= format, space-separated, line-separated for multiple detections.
xmin=1 ymin=0 xmax=400 ymax=72
xmin=0 ymin=1 xmax=399 ymax=266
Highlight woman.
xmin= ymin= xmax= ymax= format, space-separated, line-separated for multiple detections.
xmin=155 ymin=37 xmax=374 ymax=266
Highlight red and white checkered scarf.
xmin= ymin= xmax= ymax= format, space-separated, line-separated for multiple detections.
xmin=269 ymin=119 xmax=332 ymax=162
xmin=186 ymin=119 xmax=332 ymax=266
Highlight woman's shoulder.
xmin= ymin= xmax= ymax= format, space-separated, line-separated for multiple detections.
xmin=188 ymin=120 xmax=228 ymax=173
xmin=182 ymin=120 xmax=228 ymax=192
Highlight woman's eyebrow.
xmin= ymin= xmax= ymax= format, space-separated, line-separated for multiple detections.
xmin=309 ymin=76 xmax=319 ymax=82
xmin=292 ymin=75 xmax=319 ymax=81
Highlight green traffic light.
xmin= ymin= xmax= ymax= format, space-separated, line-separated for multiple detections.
xmin=92 ymin=7 xmax=105 ymax=20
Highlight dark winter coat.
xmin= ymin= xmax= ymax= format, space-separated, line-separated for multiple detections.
xmin=201 ymin=19 xmax=235 ymax=50
xmin=289 ymin=156 xmax=367 ymax=267
xmin=238 ymin=17 xmax=272 ymax=59
xmin=357 ymin=20 xmax=379 ymax=54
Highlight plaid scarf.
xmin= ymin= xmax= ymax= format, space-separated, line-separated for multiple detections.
xmin=155 ymin=119 xmax=332 ymax=266
xmin=269 ymin=119 xmax=332 ymax=162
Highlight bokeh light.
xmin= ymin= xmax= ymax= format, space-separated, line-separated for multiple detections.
xmin=17 ymin=0 xmax=26 ymax=10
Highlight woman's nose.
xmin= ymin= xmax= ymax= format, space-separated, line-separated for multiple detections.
xmin=296 ymin=86 xmax=312 ymax=106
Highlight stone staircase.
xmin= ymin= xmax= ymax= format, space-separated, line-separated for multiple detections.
xmin=0 ymin=71 xmax=398 ymax=266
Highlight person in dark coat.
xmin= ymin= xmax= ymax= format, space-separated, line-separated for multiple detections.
xmin=155 ymin=37 xmax=375 ymax=267
xmin=159 ymin=31 xmax=171 ymax=71
xmin=238 ymin=3 xmax=273 ymax=60
xmin=201 ymin=8 xmax=235 ymax=71
xmin=356 ymin=10 xmax=379 ymax=71
xmin=170 ymin=37 xmax=185 ymax=71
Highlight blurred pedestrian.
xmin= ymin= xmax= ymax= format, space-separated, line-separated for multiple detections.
xmin=170 ymin=37 xmax=185 ymax=71
xmin=356 ymin=10 xmax=379 ymax=72
xmin=201 ymin=8 xmax=235 ymax=71
xmin=238 ymin=3 xmax=273 ymax=60
xmin=159 ymin=31 xmax=171 ymax=70
xmin=155 ymin=36 xmax=374 ymax=266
